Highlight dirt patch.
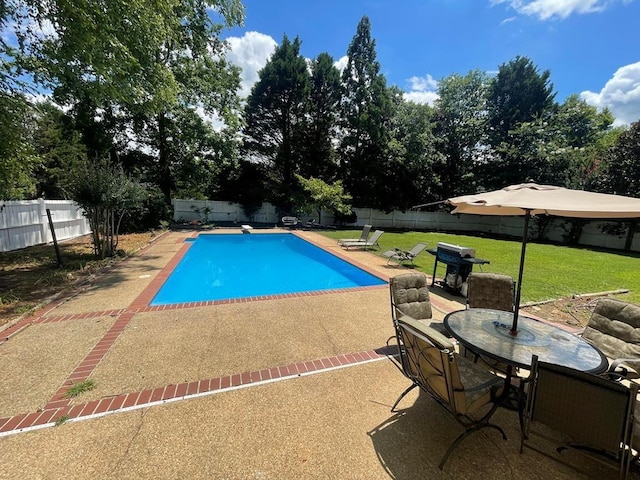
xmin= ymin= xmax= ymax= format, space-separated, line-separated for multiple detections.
xmin=0 ymin=232 xmax=159 ymax=326
xmin=521 ymin=295 xmax=607 ymax=329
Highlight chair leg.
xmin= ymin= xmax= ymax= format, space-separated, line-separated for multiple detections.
xmin=391 ymin=384 xmax=418 ymax=412
xmin=438 ymin=423 xmax=507 ymax=470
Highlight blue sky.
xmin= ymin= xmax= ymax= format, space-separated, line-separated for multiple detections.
xmin=223 ymin=0 xmax=640 ymax=125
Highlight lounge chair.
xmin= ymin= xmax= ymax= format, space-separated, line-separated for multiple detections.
xmin=382 ymin=242 xmax=427 ymax=266
xmin=337 ymin=225 xmax=372 ymax=245
xmin=340 ymin=230 xmax=383 ymax=250
xmin=281 ymin=216 xmax=298 ymax=228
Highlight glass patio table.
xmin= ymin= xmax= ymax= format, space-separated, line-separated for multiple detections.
xmin=444 ymin=308 xmax=608 ymax=374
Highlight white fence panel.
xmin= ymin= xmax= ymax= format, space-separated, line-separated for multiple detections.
xmin=173 ymin=199 xmax=640 ymax=252
xmin=0 ymin=199 xmax=91 ymax=252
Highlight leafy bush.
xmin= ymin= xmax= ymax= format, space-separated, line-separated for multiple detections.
xmin=68 ymin=159 xmax=147 ymax=258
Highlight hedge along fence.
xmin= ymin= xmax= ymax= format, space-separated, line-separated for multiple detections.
xmin=173 ymin=199 xmax=640 ymax=252
xmin=0 ymin=199 xmax=91 ymax=252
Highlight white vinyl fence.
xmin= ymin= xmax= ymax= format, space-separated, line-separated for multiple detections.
xmin=174 ymin=199 xmax=640 ymax=252
xmin=0 ymin=199 xmax=91 ymax=252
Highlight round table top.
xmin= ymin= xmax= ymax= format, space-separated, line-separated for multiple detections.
xmin=444 ymin=308 xmax=608 ymax=373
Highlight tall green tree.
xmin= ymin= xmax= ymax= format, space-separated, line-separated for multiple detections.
xmin=0 ymin=93 xmax=39 ymax=199
xmin=12 ymin=0 xmax=244 ymax=204
xmin=554 ymin=94 xmax=614 ymax=149
xmin=542 ymin=94 xmax=614 ymax=189
xmin=340 ymin=16 xmax=393 ymax=208
xmin=598 ymin=121 xmax=640 ymax=197
xmin=31 ymin=101 xmax=87 ymax=199
xmin=243 ymin=35 xmax=311 ymax=212
xmin=138 ymin=106 xmax=239 ymax=201
xmin=590 ymin=121 xmax=640 ymax=250
xmin=487 ymin=56 xmax=556 ymax=146
xmin=483 ymin=56 xmax=556 ymax=189
xmin=0 ymin=2 xmax=40 ymax=199
xmin=433 ymin=70 xmax=489 ymax=198
xmin=386 ymin=93 xmax=444 ymax=210
xmin=301 ymin=52 xmax=341 ymax=181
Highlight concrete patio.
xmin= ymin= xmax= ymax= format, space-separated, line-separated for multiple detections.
xmin=0 ymin=229 xmax=633 ymax=479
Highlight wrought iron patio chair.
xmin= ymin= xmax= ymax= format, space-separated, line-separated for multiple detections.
xmin=389 ymin=271 xmax=453 ymax=339
xmin=464 ymin=272 xmax=516 ymax=368
xmin=581 ymin=298 xmax=640 ymax=381
xmin=466 ymin=272 xmax=515 ymax=312
xmin=521 ymin=355 xmax=638 ymax=480
xmin=392 ymin=316 xmax=507 ymax=469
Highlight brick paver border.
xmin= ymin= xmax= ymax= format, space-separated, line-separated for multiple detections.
xmin=0 ymin=345 xmax=397 ymax=436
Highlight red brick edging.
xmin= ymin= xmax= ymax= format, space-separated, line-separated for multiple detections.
xmin=0 ymin=345 xmax=396 ymax=436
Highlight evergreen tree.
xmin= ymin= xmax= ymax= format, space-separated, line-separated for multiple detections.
xmin=433 ymin=70 xmax=489 ymax=198
xmin=483 ymin=56 xmax=557 ymax=189
xmin=301 ymin=52 xmax=342 ymax=181
xmin=243 ymin=35 xmax=311 ymax=212
xmin=32 ymin=101 xmax=87 ymax=199
xmin=340 ymin=16 xmax=393 ymax=208
xmin=487 ymin=56 xmax=556 ymax=146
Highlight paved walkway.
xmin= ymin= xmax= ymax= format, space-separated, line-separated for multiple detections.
xmin=0 ymin=229 xmax=621 ymax=479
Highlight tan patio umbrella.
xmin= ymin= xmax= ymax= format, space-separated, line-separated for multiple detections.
xmin=448 ymin=183 xmax=640 ymax=333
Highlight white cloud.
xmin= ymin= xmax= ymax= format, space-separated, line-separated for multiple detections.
xmin=581 ymin=61 xmax=640 ymax=125
xmin=403 ymin=74 xmax=439 ymax=105
xmin=334 ymin=55 xmax=349 ymax=72
xmin=225 ymin=31 xmax=277 ymax=98
xmin=403 ymin=90 xmax=440 ymax=105
xmin=407 ymin=74 xmax=438 ymax=92
xmin=500 ymin=16 xmax=517 ymax=25
xmin=490 ymin=0 xmax=632 ymax=20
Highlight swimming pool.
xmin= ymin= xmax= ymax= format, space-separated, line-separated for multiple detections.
xmin=150 ymin=233 xmax=386 ymax=305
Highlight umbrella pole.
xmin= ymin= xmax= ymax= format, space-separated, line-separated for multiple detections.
xmin=511 ymin=210 xmax=531 ymax=335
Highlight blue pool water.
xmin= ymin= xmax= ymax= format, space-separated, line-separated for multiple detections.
xmin=151 ymin=234 xmax=386 ymax=305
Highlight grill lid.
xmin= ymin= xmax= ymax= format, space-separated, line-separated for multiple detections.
xmin=436 ymin=242 xmax=476 ymax=258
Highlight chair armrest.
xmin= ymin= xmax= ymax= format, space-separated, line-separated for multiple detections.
xmin=609 ymin=358 xmax=640 ymax=378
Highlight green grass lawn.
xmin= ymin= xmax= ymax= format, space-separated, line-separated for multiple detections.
xmin=321 ymin=230 xmax=640 ymax=304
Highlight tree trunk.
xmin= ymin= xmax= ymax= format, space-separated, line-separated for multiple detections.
xmin=157 ymin=112 xmax=172 ymax=205
xmin=625 ymin=220 xmax=637 ymax=251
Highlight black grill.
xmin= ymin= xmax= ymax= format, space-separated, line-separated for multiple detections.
xmin=428 ymin=242 xmax=489 ymax=294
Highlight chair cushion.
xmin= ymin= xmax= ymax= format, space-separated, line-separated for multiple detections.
xmin=398 ymin=316 xmax=454 ymax=350
xmin=582 ymin=298 xmax=640 ymax=360
xmin=391 ymin=273 xmax=432 ymax=320
xmin=454 ymin=354 xmax=505 ymax=417
xmin=467 ymin=273 xmax=514 ymax=312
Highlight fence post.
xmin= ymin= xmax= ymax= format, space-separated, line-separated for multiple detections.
xmin=38 ymin=198 xmax=48 ymax=244
xmin=46 ymin=208 xmax=63 ymax=267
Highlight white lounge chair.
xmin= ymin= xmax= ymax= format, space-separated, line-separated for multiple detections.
xmin=281 ymin=216 xmax=298 ymax=228
xmin=338 ymin=224 xmax=372 ymax=245
xmin=382 ymin=242 xmax=427 ymax=266
xmin=340 ymin=230 xmax=384 ymax=250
